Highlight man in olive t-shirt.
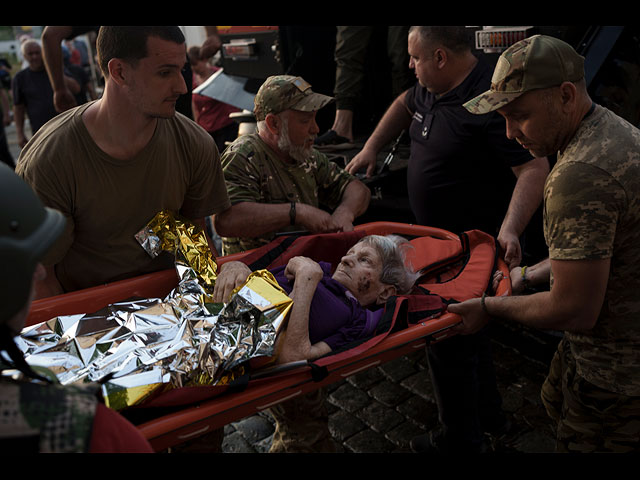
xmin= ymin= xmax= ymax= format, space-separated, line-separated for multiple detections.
xmin=16 ymin=27 xmax=231 ymax=296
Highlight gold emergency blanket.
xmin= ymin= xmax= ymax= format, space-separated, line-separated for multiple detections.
xmin=16 ymin=211 xmax=292 ymax=410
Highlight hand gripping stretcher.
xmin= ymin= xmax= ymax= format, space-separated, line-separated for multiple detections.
xmin=25 ymin=221 xmax=511 ymax=451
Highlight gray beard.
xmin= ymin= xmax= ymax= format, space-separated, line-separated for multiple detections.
xmin=277 ymin=119 xmax=313 ymax=163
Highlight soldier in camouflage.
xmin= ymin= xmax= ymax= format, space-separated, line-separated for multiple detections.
xmin=0 ymin=163 xmax=153 ymax=453
xmin=450 ymin=35 xmax=640 ymax=453
xmin=213 ymin=75 xmax=371 ymax=256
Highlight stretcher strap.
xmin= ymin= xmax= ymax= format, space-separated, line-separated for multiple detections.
xmin=308 ymin=362 xmax=329 ymax=382
xmin=247 ymin=235 xmax=299 ymax=271
xmin=242 ymin=230 xmax=366 ymax=272
xmin=314 ymin=295 xmax=405 ymax=368
xmin=226 ymin=373 xmax=251 ymax=393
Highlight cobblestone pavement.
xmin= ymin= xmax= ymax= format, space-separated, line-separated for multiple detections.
xmin=222 ymin=322 xmax=562 ymax=454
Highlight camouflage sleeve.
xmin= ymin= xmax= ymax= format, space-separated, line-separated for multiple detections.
xmin=312 ymin=151 xmax=356 ymax=209
xmin=221 ymin=147 xmax=264 ymax=205
xmin=545 ymin=161 xmax=626 ymax=261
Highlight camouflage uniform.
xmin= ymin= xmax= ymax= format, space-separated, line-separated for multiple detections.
xmin=540 ymin=104 xmax=640 ymax=452
xmin=220 ymin=76 xmax=354 ymax=255
xmin=541 ymin=338 xmax=640 ymax=453
xmin=0 ymin=377 xmax=98 ymax=452
xmin=221 ymin=76 xmax=352 ymax=451
xmin=465 ymin=36 xmax=640 ymax=453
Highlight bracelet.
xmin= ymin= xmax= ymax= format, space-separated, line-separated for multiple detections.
xmin=521 ymin=266 xmax=530 ymax=290
xmin=289 ymin=201 xmax=296 ymax=226
xmin=481 ymin=292 xmax=490 ymax=316
xmin=480 ymin=292 xmax=491 ymax=317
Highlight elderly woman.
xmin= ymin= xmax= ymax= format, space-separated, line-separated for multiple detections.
xmin=216 ymin=234 xmax=419 ymax=363
xmin=216 ymin=234 xmax=418 ymax=453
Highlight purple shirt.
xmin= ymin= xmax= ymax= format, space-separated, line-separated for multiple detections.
xmin=271 ymin=262 xmax=383 ymax=351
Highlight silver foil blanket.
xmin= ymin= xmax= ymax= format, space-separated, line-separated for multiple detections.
xmin=16 ymin=211 xmax=291 ymax=410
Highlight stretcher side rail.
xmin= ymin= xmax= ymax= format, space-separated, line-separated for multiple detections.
xmin=136 ymin=310 xmax=464 ymax=451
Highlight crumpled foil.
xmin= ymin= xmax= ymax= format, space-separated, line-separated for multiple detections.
xmin=16 ymin=210 xmax=292 ymax=411
xmin=135 ymin=209 xmax=218 ymax=298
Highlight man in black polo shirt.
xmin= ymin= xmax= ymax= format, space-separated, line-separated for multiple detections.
xmin=347 ymin=26 xmax=550 ymax=453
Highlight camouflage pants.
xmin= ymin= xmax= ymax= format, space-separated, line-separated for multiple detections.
xmin=541 ymin=338 xmax=640 ymax=453
xmin=268 ymin=388 xmax=335 ymax=453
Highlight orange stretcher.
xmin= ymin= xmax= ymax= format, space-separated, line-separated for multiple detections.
xmin=25 ymin=222 xmax=511 ymax=451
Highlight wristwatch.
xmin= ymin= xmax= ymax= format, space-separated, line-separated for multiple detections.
xmin=289 ymin=201 xmax=296 ymax=226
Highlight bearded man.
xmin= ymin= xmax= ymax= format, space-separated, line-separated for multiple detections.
xmin=214 ymin=75 xmax=371 ymax=255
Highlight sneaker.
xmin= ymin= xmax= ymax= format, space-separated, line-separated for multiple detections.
xmin=314 ymin=130 xmax=355 ymax=151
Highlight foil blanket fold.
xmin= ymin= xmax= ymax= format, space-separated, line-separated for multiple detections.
xmin=16 ymin=210 xmax=292 ymax=410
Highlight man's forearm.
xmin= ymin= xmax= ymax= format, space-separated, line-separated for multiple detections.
xmin=500 ymin=157 xmax=549 ymax=238
xmin=214 ymin=202 xmax=291 ymax=238
xmin=42 ymin=26 xmax=73 ymax=91
xmin=486 ymin=257 xmax=608 ymax=332
xmin=334 ymin=180 xmax=371 ymax=220
xmin=485 ymin=291 xmax=559 ymax=329
xmin=362 ymin=91 xmax=412 ymax=154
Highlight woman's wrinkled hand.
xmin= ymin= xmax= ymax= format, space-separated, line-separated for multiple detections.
xmin=284 ymin=256 xmax=323 ymax=283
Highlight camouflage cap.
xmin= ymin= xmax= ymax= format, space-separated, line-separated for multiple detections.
xmin=464 ymin=35 xmax=585 ymax=115
xmin=253 ymin=75 xmax=334 ymax=121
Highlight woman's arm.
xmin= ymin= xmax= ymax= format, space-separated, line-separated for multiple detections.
xmin=275 ymin=257 xmax=332 ymax=364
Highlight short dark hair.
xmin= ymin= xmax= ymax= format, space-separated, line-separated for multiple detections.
xmin=409 ymin=26 xmax=471 ymax=54
xmin=97 ymin=26 xmax=185 ymax=76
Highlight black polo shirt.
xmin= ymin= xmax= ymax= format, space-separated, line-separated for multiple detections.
xmin=405 ymin=59 xmax=533 ymax=235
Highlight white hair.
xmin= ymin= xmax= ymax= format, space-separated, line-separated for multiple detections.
xmin=20 ymin=39 xmax=41 ymax=55
xmin=358 ymin=235 xmax=420 ymax=294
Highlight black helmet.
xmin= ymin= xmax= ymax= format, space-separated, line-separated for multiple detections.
xmin=0 ymin=163 xmax=66 ymax=323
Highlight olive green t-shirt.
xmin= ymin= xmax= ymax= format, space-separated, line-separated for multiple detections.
xmin=544 ymin=105 xmax=640 ymax=396
xmin=17 ymin=102 xmax=231 ymax=292
xmin=220 ymin=133 xmax=354 ymax=254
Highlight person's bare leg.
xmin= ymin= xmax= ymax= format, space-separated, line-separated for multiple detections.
xmin=331 ymin=109 xmax=354 ymax=142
